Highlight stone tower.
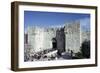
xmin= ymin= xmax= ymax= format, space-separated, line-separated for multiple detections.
xmin=64 ymin=21 xmax=80 ymax=53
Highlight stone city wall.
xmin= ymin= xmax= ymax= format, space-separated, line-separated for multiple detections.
xmin=25 ymin=21 xmax=90 ymax=54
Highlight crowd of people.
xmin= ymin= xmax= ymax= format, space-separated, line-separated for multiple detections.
xmin=24 ymin=48 xmax=58 ymax=62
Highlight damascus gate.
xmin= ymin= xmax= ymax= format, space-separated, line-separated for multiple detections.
xmin=24 ymin=21 xmax=90 ymax=62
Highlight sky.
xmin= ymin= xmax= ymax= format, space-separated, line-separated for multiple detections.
xmin=24 ymin=11 xmax=90 ymax=31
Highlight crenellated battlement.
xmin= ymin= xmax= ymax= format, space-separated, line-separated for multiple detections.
xmin=24 ymin=21 xmax=90 ymax=54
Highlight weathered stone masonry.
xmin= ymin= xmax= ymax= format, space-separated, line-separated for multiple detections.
xmin=24 ymin=21 xmax=90 ymax=55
